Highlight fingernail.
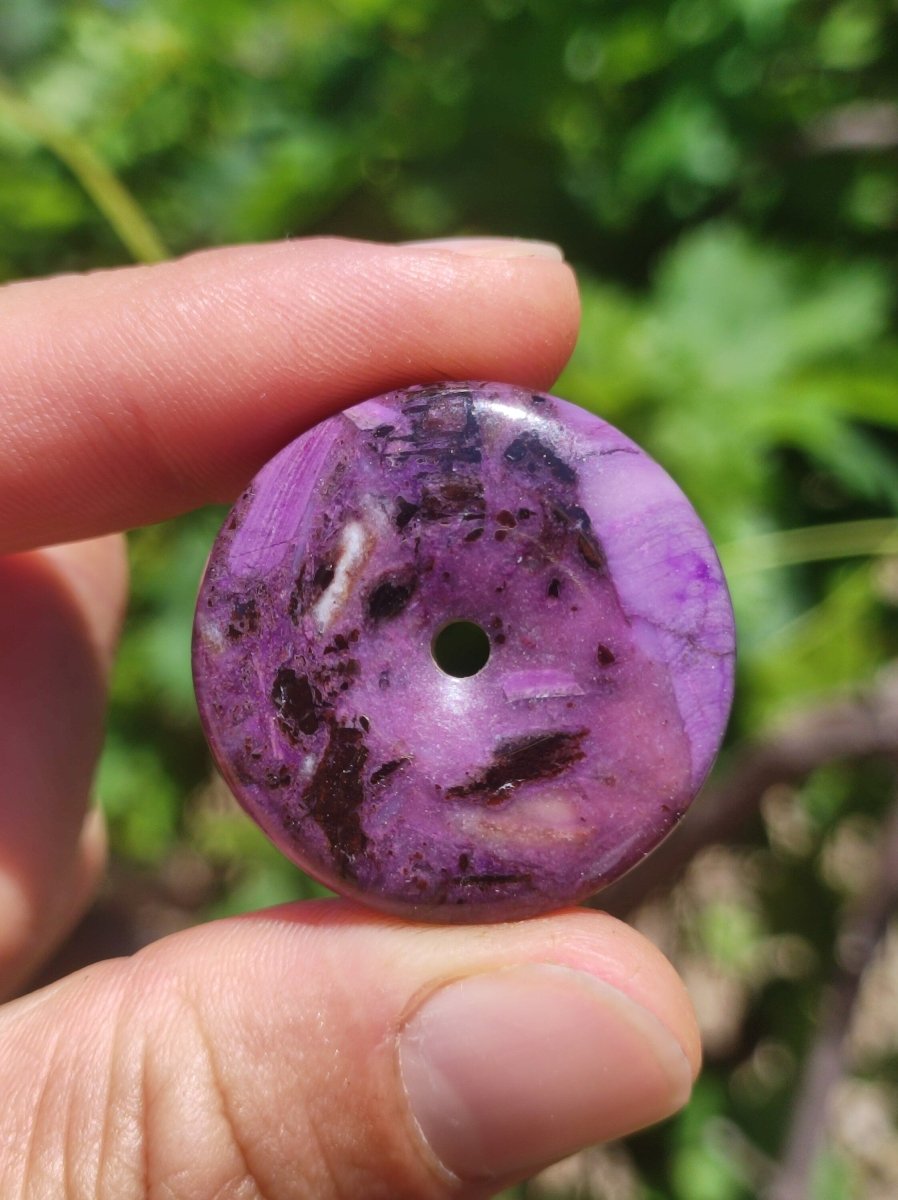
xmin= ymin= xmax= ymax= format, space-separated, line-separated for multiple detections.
xmin=399 ymin=963 xmax=692 ymax=1182
xmin=401 ymin=236 xmax=564 ymax=261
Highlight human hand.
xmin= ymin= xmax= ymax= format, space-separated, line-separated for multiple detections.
xmin=0 ymin=237 xmax=700 ymax=1198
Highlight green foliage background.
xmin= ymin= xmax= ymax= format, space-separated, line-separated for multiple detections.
xmin=2 ymin=1 xmax=898 ymax=1195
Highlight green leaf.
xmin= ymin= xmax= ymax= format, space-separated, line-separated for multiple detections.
xmin=811 ymin=1145 xmax=858 ymax=1200
xmin=698 ymin=902 xmax=766 ymax=973
xmin=96 ymin=736 xmax=181 ymax=864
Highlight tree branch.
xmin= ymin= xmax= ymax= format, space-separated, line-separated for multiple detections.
xmin=805 ymin=103 xmax=898 ymax=153
xmin=767 ymin=791 xmax=898 ymax=1200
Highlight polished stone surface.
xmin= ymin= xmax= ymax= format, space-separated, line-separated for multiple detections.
xmin=193 ymin=382 xmax=735 ymax=921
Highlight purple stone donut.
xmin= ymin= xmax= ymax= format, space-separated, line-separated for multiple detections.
xmin=193 ymin=382 xmax=735 ymax=922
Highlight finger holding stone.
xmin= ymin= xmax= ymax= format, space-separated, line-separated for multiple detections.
xmin=0 ymin=534 xmax=127 ymax=997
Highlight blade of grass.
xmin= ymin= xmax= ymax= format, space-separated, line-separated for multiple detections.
xmin=0 ymin=74 xmax=168 ymax=264
xmin=721 ymin=518 xmax=898 ymax=575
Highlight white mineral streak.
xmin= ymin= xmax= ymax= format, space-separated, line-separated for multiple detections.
xmin=313 ymin=520 xmax=369 ymax=631
xmin=341 ymin=400 xmax=397 ymax=430
xmin=227 ymin=422 xmax=339 ymax=578
xmin=457 ymin=791 xmax=591 ymax=847
xmin=500 ymin=668 xmax=586 ymax=703
xmin=199 ymin=621 xmax=227 ymax=653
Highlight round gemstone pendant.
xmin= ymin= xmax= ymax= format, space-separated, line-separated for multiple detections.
xmin=193 ymin=382 xmax=735 ymax=922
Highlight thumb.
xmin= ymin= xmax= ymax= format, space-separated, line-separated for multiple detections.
xmin=0 ymin=902 xmax=699 ymax=1198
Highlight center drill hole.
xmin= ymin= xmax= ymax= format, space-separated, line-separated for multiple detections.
xmin=432 ymin=620 xmax=491 ymax=678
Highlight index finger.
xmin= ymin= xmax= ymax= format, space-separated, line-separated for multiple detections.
xmin=0 ymin=238 xmax=579 ymax=554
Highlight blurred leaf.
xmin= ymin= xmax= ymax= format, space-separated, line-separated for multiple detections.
xmin=96 ymin=735 xmax=181 ymax=863
xmin=817 ymin=0 xmax=882 ymax=70
xmin=672 ymin=1144 xmax=746 ymax=1200
xmin=745 ymin=565 xmax=885 ymax=724
xmin=204 ymin=862 xmax=323 ymax=919
xmin=811 ymin=1146 xmax=857 ymax=1200
xmin=698 ymin=902 xmax=766 ymax=972
xmin=0 ymin=71 xmax=168 ymax=261
xmin=671 ymin=1079 xmax=748 ymax=1199
xmin=623 ymin=90 xmax=740 ymax=198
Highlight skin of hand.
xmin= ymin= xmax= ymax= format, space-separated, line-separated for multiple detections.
xmin=0 ymin=237 xmax=701 ymax=1199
